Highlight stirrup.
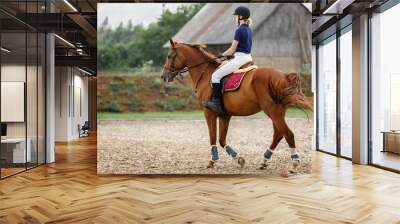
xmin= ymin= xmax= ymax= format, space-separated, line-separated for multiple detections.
xmin=203 ymin=100 xmax=223 ymax=114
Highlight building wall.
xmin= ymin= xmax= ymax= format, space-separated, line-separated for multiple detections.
xmin=252 ymin=4 xmax=311 ymax=71
xmin=55 ymin=67 xmax=89 ymax=141
xmin=253 ymin=56 xmax=303 ymax=72
xmin=203 ymin=5 xmax=310 ymax=72
xmin=55 ymin=67 xmax=69 ymax=141
xmin=1 ymin=64 xmax=46 ymax=164
xmin=205 ymin=44 xmax=230 ymax=55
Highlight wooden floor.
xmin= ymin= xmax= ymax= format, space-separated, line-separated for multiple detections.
xmin=1 ymin=135 xmax=400 ymax=223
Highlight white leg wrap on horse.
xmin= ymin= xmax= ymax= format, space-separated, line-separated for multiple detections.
xmin=290 ymin=148 xmax=299 ymax=160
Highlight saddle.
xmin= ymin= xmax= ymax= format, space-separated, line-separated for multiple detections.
xmin=220 ymin=61 xmax=258 ymax=93
xmin=213 ymin=61 xmax=257 ymax=117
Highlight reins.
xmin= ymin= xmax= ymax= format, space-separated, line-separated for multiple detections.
xmin=193 ymin=62 xmax=211 ymax=92
xmin=163 ymin=54 xmax=224 ymax=77
xmin=164 ymin=46 xmax=232 ymax=91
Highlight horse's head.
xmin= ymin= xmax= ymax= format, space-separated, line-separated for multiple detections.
xmin=161 ymin=39 xmax=188 ymax=82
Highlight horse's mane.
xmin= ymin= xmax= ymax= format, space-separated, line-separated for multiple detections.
xmin=178 ymin=42 xmax=221 ymax=66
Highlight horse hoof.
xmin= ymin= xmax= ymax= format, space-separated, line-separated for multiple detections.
xmin=258 ymin=163 xmax=267 ymax=170
xmin=281 ymin=170 xmax=289 ymax=177
xmin=292 ymin=160 xmax=300 ymax=169
xmin=290 ymin=160 xmax=300 ymax=173
xmin=237 ymin=157 xmax=245 ymax=168
xmin=207 ymin=160 xmax=215 ymax=168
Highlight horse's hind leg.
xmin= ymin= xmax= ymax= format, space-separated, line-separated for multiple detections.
xmin=259 ymin=104 xmax=299 ymax=171
xmin=204 ymin=110 xmax=218 ymax=168
xmin=270 ymin=123 xmax=284 ymax=150
xmin=259 ymin=123 xmax=283 ymax=170
xmin=268 ymin=106 xmax=300 ymax=173
xmin=218 ymin=116 xmax=245 ymax=168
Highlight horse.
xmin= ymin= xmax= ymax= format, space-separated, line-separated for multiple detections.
xmin=161 ymin=39 xmax=311 ymax=171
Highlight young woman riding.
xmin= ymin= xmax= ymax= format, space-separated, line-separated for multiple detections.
xmin=204 ymin=6 xmax=253 ymax=114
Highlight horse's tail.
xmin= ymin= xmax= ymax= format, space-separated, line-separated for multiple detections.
xmin=279 ymin=72 xmax=313 ymax=112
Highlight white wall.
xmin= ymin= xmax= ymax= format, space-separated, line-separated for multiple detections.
xmin=55 ymin=67 xmax=89 ymax=141
xmin=71 ymin=73 xmax=89 ymax=138
xmin=55 ymin=66 xmax=70 ymax=141
xmin=1 ymin=65 xmax=39 ymax=137
xmin=312 ymin=45 xmax=316 ymax=150
xmin=1 ymin=63 xmax=46 ymax=164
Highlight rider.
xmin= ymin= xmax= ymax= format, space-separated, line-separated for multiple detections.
xmin=204 ymin=6 xmax=253 ymax=114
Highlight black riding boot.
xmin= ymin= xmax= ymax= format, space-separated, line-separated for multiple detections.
xmin=203 ymin=83 xmax=223 ymax=114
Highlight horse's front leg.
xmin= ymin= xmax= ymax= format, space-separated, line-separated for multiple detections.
xmin=204 ymin=109 xmax=218 ymax=168
xmin=219 ymin=116 xmax=245 ymax=168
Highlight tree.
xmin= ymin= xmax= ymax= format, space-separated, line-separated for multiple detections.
xmin=97 ymin=3 xmax=205 ymax=71
xmin=101 ymin=17 xmax=109 ymax=28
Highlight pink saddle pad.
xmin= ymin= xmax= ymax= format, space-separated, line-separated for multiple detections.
xmin=223 ymin=72 xmax=246 ymax=92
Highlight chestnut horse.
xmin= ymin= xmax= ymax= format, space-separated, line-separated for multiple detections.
xmin=161 ymin=39 xmax=311 ymax=170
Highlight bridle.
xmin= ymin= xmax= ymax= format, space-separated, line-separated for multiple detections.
xmin=163 ymin=48 xmax=184 ymax=80
xmin=163 ymin=47 xmax=227 ymax=84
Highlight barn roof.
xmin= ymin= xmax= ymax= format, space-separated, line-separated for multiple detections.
xmin=164 ymin=3 xmax=283 ymax=47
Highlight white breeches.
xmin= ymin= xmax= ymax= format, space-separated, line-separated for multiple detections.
xmin=211 ymin=52 xmax=253 ymax=83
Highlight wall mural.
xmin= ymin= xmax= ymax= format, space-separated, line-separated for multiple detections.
xmin=97 ymin=3 xmax=313 ymax=175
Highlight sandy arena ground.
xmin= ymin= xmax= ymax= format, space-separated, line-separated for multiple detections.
xmin=98 ymin=117 xmax=313 ymax=175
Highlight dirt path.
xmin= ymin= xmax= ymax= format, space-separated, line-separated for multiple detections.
xmin=98 ymin=117 xmax=313 ymax=175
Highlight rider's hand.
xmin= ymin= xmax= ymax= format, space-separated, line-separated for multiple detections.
xmin=217 ymin=54 xmax=234 ymax=60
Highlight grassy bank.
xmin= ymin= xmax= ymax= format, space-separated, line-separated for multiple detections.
xmin=98 ymin=72 xmax=313 ymax=114
xmin=98 ymin=108 xmax=312 ymax=120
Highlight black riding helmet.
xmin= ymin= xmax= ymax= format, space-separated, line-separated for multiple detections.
xmin=233 ymin=6 xmax=250 ymax=20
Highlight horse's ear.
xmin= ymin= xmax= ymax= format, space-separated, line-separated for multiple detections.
xmin=169 ymin=39 xmax=176 ymax=48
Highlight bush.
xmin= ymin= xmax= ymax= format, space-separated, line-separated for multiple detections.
xmin=125 ymin=79 xmax=137 ymax=93
xmin=300 ymin=73 xmax=312 ymax=97
xmin=144 ymin=77 xmax=162 ymax=89
xmin=104 ymin=101 xmax=120 ymax=112
xmin=186 ymin=97 xmax=198 ymax=108
xmin=97 ymin=73 xmax=201 ymax=112
xmin=97 ymin=94 xmax=103 ymax=107
xmin=180 ymin=86 xmax=194 ymax=95
xmin=126 ymin=96 xmax=143 ymax=111
xmin=164 ymin=83 xmax=178 ymax=92
xmin=155 ymin=97 xmax=186 ymax=111
xmin=110 ymin=80 xmax=122 ymax=93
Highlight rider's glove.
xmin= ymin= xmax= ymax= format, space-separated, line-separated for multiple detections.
xmin=218 ymin=54 xmax=234 ymax=60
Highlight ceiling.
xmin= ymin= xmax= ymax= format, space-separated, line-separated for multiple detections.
xmin=1 ymin=0 xmax=396 ymax=73
xmin=310 ymin=0 xmax=391 ymax=44
xmin=0 ymin=0 xmax=98 ymax=73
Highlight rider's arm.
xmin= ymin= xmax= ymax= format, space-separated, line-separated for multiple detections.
xmin=222 ymin=40 xmax=238 ymax=56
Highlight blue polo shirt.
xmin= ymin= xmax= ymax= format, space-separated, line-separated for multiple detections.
xmin=234 ymin=24 xmax=252 ymax=54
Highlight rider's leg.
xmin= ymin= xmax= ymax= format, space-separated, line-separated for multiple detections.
xmin=204 ymin=55 xmax=250 ymax=113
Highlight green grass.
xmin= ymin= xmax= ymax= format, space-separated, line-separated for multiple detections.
xmin=97 ymin=108 xmax=312 ymax=120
